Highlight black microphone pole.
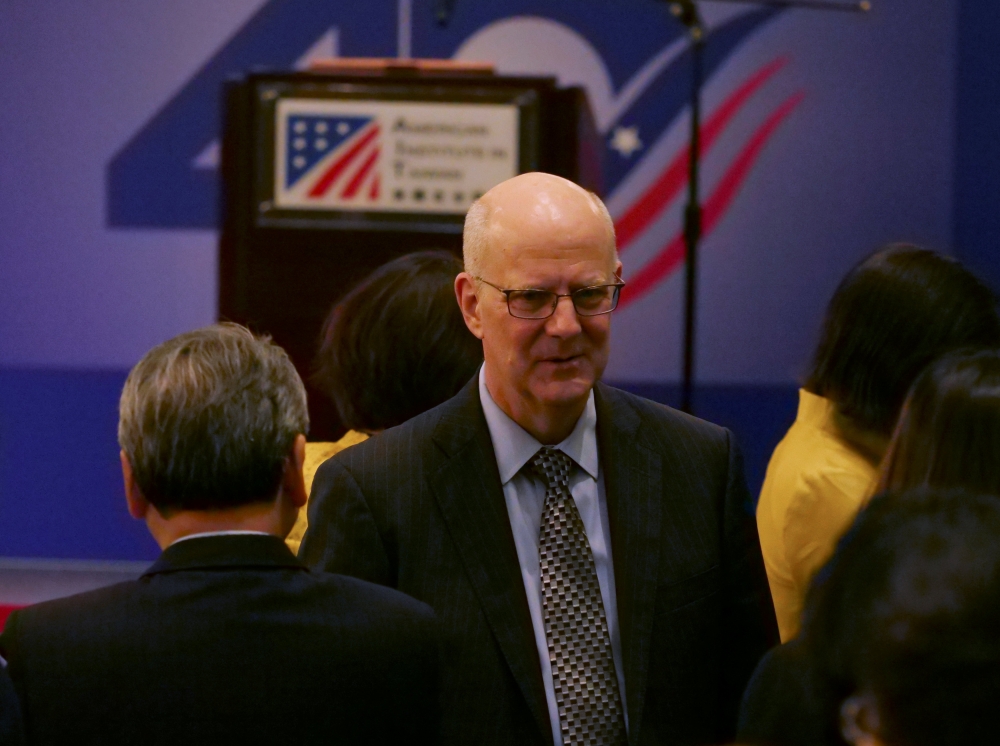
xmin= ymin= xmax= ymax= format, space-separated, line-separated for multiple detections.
xmin=671 ymin=0 xmax=704 ymax=415
xmin=664 ymin=0 xmax=869 ymax=414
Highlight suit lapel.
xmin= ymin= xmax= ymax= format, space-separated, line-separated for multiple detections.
xmin=595 ymin=384 xmax=663 ymax=742
xmin=429 ymin=379 xmax=552 ymax=744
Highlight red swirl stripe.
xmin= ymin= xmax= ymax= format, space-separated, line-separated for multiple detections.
xmin=616 ymin=56 xmax=790 ymax=251
xmin=620 ymin=90 xmax=806 ymax=308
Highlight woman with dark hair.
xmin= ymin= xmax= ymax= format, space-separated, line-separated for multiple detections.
xmin=739 ymin=488 xmax=1000 ymax=746
xmin=878 ymin=348 xmax=1000 ymax=494
xmin=312 ymin=249 xmax=484 ymax=434
xmin=807 ymin=488 xmax=1000 ymax=746
xmin=757 ymin=244 xmax=1000 ymax=641
xmin=286 ymin=250 xmax=483 ymax=553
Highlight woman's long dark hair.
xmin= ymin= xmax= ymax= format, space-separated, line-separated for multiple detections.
xmin=803 ymin=488 xmax=1000 ymax=746
xmin=806 ymin=245 xmax=1000 ymax=437
xmin=878 ymin=348 xmax=1000 ymax=494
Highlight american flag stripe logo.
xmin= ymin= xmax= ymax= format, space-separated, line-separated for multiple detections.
xmin=306 ymin=122 xmax=380 ymax=198
xmin=283 ymin=114 xmax=382 ymax=204
xmin=338 ymin=139 xmax=381 ymax=199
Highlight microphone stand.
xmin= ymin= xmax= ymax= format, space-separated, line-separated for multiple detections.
xmin=666 ymin=0 xmax=870 ymax=414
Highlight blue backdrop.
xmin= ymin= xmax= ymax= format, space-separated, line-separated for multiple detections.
xmin=0 ymin=0 xmax=995 ymax=560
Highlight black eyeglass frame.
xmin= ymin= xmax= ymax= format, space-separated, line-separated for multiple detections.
xmin=474 ymin=276 xmax=627 ymax=319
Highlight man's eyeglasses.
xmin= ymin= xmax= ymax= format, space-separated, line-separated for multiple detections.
xmin=475 ymin=277 xmax=626 ymax=319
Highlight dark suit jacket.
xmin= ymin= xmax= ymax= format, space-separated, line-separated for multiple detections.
xmin=0 ymin=663 xmax=24 ymax=746
xmin=0 ymin=534 xmax=439 ymax=746
xmin=301 ymin=379 xmax=778 ymax=746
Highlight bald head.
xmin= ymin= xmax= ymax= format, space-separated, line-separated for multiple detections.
xmin=454 ymin=172 xmax=623 ymax=444
xmin=463 ymin=172 xmax=617 ymax=278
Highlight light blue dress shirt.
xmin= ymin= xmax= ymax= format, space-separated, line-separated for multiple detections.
xmin=478 ymin=369 xmax=628 ymax=746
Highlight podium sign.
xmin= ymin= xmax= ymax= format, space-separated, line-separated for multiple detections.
xmin=273 ymin=99 xmax=520 ymax=215
xmin=248 ymin=77 xmax=544 ymax=232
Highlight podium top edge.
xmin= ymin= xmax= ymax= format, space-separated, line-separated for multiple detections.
xmin=307 ymin=58 xmax=495 ymax=76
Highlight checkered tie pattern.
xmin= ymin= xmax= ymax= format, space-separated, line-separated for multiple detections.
xmin=530 ymin=447 xmax=627 ymax=746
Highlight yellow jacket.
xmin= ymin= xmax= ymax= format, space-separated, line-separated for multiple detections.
xmin=756 ymin=390 xmax=878 ymax=641
xmin=285 ymin=430 xmax=369 ymax=555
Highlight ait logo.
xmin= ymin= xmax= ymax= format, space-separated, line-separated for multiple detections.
xmin=106 ymin=0 xmax=801 ymax=306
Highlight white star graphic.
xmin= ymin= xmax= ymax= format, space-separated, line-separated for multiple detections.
xmin=609 ymin=126 xmax=642 ymax=158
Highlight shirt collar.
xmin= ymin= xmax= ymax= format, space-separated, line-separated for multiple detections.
xmin=169 ymin=530 xmax=273 ymax=547
xmin=478 ymin=365 xmax=599 ymax=484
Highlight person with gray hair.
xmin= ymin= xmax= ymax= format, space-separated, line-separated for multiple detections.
xmin=0 ymin=323 xmax=440 ymax=746
xmin=117 ymin=322 xmax=310 ymax=531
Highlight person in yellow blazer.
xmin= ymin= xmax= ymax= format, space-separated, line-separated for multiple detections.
xmin=286 ymin=431 xmax=368 ymax=555
xmin=286 ymin=250 xmax=484 ymax=555
xmin=757 ymin=389 xmax=881 ymax=642
xmin=757 ymin=245 xmax=1000 ymax=641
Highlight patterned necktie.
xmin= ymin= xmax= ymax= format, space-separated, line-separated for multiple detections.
xmin=530 ymin=447 xmax=626 ymax=746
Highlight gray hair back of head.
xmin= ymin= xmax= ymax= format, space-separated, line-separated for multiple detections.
xmin=118 ymin=323 xmax=309 ymax=513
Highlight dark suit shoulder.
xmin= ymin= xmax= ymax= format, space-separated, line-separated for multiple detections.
xmin=596 ymin=383 xmax=730 ymax=449
xmin=0 ymin=579 xmax=153 ymax=683
xmin=4 ymin=566 xmax=434 ymax=641
xmin=311 ymin=412 xmax=440 ymax=509
xmin=3 ymin=578 xmax=140 ymax=629
xmin=308 ymin=570 xmax=437 ymax=623
xmin=324 ymin=401 xmax=443 ymax=467
xmin=314 ymin=376 xmax=478 ymax=486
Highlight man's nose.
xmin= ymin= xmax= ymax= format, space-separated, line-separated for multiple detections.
xmin=545 ymin=295 xmax=583 ymax=337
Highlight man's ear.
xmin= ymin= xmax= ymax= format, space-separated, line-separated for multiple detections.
xmin=840 ymin=694 xmax=884 ymax=746
xmin=120 ymin=450 xmax=150 ymax=520
xmin=281 ymin=434 xmax=308 ymax=509
xmin=455 ymin=272 xmax=485 ymax=340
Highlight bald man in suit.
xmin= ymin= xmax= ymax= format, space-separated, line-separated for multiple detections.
xmin=302 ymin=173 xmax=778 ymax=746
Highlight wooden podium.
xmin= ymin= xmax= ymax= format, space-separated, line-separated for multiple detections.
xmin=219 ymin=60 xmax=602 ymax=439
